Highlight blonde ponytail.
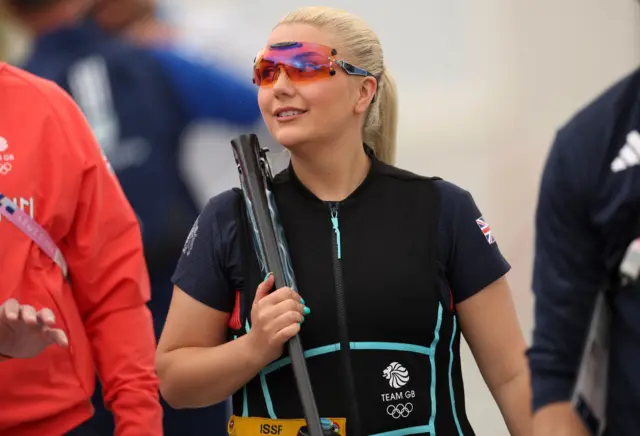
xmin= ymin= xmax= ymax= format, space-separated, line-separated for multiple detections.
xmin=363 ymin=68 xmax=398 ymax=165
xmin=279 ymin=7 xmax=398 ymax=165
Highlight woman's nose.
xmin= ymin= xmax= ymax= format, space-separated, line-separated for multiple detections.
xmin=272 ymin=65 xmax=294 ymax=94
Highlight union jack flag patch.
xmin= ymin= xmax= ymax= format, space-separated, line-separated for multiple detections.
xmin=476 ymin=216 xmax=495 ymax=244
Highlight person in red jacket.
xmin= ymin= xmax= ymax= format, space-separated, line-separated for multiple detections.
xmin=0 ymin=62 xmax=162 ymax=435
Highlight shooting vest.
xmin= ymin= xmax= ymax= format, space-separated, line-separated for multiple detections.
xmin=228 ymin=148 xmax=475 ymax=436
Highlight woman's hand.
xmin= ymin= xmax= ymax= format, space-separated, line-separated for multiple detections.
xmin=247 ymin=273 xmax=309 ymax=365
xmin=0 ymin=299 xmax=68 ymax=359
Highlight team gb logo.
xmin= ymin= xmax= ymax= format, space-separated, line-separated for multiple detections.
xmin=383 ymin=362 xmax=410 ymax=388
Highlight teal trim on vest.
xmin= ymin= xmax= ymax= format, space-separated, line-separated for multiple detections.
xmin=263 ymin=342 xmax=435 ymax=375
xmin=369 ymin=424 xmax=433 ymax=435
xmin=449 ymin=315 xmax=464 ymax=435
xmin=428 ymin=303 xmax=443 ymax=430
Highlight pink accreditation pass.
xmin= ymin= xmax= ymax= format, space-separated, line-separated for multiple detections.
xmin=0 ymin=192 xmax=68 ymax=277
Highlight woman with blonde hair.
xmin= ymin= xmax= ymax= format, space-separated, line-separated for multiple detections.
xmin=157 ymin=6 xmax=531 ymax=435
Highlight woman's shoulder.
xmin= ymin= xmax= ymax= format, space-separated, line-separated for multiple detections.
xmin=430 ymin=179 xmax=489 ymax=235
xmin=202 ymin=188 xmax=242 ymax=215
xmin=200 ymin=188 xmax=243 ymax=219
xmin=432 ymin=179 xmax=476 ymax=208
xmin=376 ymin=160 xmax=435 ymax=184
xmin=379 ymin=161 xmax=475 ymax=206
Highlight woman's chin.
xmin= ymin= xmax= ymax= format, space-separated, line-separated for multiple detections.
xmin=274 ymin=132 xmax=308 ymax=150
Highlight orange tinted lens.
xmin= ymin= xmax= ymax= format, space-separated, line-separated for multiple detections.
xmin=254 ymin=42 xmax=334 ymax=87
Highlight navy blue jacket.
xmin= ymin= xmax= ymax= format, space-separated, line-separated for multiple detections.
xmin=528 ymin=67 xmax=640 ymax=435
xmin=23 ymin=20 xmax=261 ymax=271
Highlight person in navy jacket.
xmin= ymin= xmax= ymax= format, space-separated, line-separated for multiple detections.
xmin=529 ymin=66 xmax=640 ymax=435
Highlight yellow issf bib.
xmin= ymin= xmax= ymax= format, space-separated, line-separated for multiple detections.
xmin=228 ymin=415 xmax=346 ymax=436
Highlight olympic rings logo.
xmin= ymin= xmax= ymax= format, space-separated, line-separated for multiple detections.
xmin=386 ymin=403 xmax=413 ymax=419
xmin=0 ymin=163 xmax=11 ymax=175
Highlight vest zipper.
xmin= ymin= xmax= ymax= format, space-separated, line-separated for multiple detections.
xmin=328 ymin=202 xmax=362 ymax=435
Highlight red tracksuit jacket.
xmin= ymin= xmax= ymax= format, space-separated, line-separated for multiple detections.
xmin=0 ymin=63 xmax=162 ymax=435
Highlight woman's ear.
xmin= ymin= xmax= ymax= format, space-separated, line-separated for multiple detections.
xmin=354 ymin=76 xmax=377 ymax=115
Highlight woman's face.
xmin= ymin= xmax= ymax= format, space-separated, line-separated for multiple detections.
xmin=257 ymin=23 xmax=361 ymax=151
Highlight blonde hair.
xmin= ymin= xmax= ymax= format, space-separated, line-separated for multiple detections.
xmin=279 ymin=7 xmax=398 ymax=165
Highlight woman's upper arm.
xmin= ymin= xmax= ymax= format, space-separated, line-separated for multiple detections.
xmin=436 ymin=180 xmax=524 ymax=386
xmin=157 ymin=286 xmax=230 ymax=353
xmin=456 ymin=276 xmax=527 ymax=391
xmin=157 ymin=191 xmax=241 ymax=352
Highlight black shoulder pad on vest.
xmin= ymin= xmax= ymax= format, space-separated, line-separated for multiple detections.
xmin=376 ymin=160 xmax=442 ymax=183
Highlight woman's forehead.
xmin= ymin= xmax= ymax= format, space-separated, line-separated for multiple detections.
xmin=267 ymin=23 xmax=341 ymax=53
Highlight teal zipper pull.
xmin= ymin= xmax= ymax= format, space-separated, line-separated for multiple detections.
xmin=329 ymin=203 xmax=342 ymax=259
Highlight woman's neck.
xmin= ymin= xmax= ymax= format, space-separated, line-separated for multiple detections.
xmin=289 ymin=136 xmax=371 ymax=202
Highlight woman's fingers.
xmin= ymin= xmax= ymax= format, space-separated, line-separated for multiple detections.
xmin=253 ymin=273 xmax=275 ymax=305
xmin=264 ymin=286 xmax=303 ymax=306
xmin=275 ymin=321 xmax=302 ymax=344
xmin=45 ymin=328 xmax=69 ymax=347
xmin=259 ymin=296 xmax=308 ymax=329
xmin=37 ymin=308 xmax=56 ymax=326
xmin=19 ymin=305 xmax=38 ymax=326
xmin=0 ymin=299 xmax=20 ymax=322
xmin=271 ymin=297 xmax=305 ymax=317
xmin=267 ymin=309 xmax=304 ymax=338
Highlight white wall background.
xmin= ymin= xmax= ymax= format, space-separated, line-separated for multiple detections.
xmin=171 ymin=1 xmax=639 ymax=434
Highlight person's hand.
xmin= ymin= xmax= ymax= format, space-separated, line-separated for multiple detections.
xmin=247 ymin=273 xmax=309 ymax=366
xmin=0 ymin=299 xmax=69 ymax=359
